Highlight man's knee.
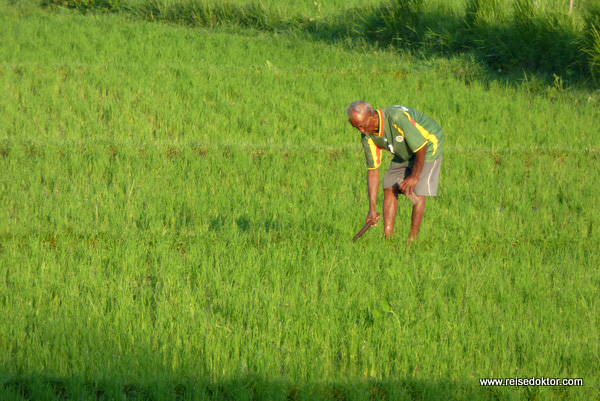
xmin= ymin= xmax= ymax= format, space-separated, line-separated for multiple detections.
xmin=414 ymin=195 xmax=426 ymax=209
xmin=384 ymin=186 xmax=398 ymax=198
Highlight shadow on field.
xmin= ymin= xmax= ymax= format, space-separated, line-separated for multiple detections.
xmin=206 ymin=212 xmax=341 ymax=239
xmin=42 ymin=0 xmax=600 ymax=87
xmin=302 ymin=3 xmax=588 ymax=87
xmin=0 ymin=373 xmax=515 ymax=400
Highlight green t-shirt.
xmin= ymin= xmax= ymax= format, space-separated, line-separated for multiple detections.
xmin=361 ymin=105 xmax=445 ymax=169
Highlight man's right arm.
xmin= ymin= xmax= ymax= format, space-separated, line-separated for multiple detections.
xmin=366 ymin=169 xmax=380 ymax=225
xmin=361 ymin=134 xmax=382 ymax=225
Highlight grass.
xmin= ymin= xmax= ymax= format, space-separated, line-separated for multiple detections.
xmin=37 ymin=0 xmax=600 ymax=85
xmin=0 ymin=1 xmax=599 ymax=400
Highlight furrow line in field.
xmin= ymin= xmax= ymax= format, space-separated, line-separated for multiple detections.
xmin=0 ymin=61 xmax=409 ymax=73
xmin=0 ymin=139 xmax=597 ymax=155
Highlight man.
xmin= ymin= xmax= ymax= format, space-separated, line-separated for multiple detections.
xmin=347 ymin=100 xmax=444 ymax=241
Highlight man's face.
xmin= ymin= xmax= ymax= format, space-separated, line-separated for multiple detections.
xmin=349 ymin=111 xmax=379 ymax=135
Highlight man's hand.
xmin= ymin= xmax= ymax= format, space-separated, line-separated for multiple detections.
xmin=399 ymin=144 xmax=427 ymax=196
xmin=366 ymin=211 xmax=381 ymax=226
xmin=398 ymin=175 xmax=418 ymax=195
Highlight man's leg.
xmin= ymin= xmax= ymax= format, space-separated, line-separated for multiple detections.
xmin=406 ymin=157 xmax=442 ymax=241
xmin=408 ymin=195 xmax=426 ymax=240
xmin=383 ymin=187 xmax=399 ymax=238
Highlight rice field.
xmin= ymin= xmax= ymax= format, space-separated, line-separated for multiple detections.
xmin=0 ymin=1 xmax=598 ymax=400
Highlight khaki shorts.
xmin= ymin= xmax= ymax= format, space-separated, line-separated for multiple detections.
xmin=383 ymin=157 xmax=442 ymax=196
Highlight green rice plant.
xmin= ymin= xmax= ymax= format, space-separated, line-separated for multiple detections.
xmin=120 ymin=0 xmax=304 ymax=31
xmin=463 ymin=0 xmax=581 ymax=79
xmin=362 ymin=0 xmax=424 ymax=46
xmin=582 ymin=4 xmax=600 ymax=83
xmin=41 ymin=0 xmax=122 ymax=11
xmin=465 ymin=0 xmax=505 ymax=29
xmin=512 ymin=1 xmax=579 ymax=74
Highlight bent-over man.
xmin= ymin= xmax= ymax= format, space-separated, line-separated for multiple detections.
xmin=347 ymin=100 xmax=444 ymax=241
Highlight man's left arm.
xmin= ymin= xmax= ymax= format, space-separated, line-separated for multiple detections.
xmin=398 ymin=144 xmax=427 ymax=196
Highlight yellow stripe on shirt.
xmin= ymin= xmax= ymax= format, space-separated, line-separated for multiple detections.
xmin=402 ymin=111 xmax=439 ymax=156
xmin=367 ymin=137 xmax=382 ymax=170
xmin=393 ymin=124 xmax=404 ymax=137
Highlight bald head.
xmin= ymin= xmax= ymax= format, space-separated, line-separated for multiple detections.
xmin=347 ymin=100 xmax=379 ymax=135
xmin=346 ymin=100 xmax=374 ymax=121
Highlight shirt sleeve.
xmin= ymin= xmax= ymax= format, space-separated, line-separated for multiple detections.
xmin=361 ymin=134 xmax=382 ymax=170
